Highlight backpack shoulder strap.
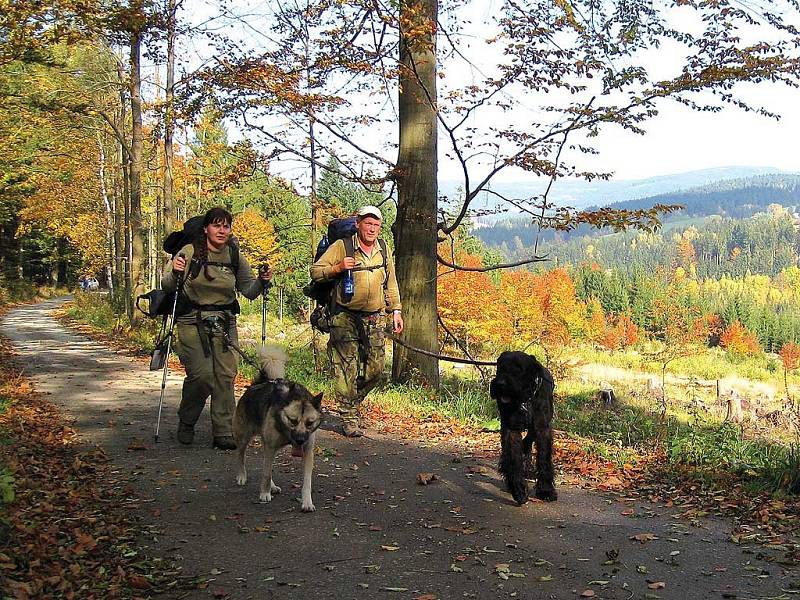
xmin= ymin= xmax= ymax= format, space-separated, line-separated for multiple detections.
xmin=201 ymin=243 xmax=240 ymax=271
xmin=343 ymin=235 xmax=356 ymax=259
xmin=230 ymin=243 xmax=239 ymax=272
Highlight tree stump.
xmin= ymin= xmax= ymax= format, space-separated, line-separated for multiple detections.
xmin=595 ymin=382 xmax=616 ymax=407
xmin=725 ymin=391 xmax=743 ymax=424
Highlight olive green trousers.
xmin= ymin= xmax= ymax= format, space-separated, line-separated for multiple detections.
xmin=175 ymin=319 xmax=238 ymax=437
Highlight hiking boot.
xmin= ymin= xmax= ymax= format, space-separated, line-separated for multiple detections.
xmin=212 ymin=436 xmax=237 ymax=450
xmin=177 ymin=421 xmax=194 ymax=445
xmin=339 ymin=422 xmax=364 ymax=438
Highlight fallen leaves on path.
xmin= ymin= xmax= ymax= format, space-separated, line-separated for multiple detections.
xmin=0 ymin=337 xmax=187 ymax=599
xmin=52 ymin=311 xmax=800 ymax=564
xmin=362 ymin=404 xmax=800 ymax=562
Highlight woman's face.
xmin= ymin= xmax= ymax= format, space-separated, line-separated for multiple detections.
xmin=205 ymin=219 xmax=232 ymax=250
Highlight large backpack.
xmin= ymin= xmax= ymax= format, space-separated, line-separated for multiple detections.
xmin=304 ymin=216 xmax=388 ymax=332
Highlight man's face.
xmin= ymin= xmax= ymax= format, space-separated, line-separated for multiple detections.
xmin=356 ymin=215 xmax=382 ymax=244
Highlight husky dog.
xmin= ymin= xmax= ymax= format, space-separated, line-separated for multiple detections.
xmin=233 ymin=345 xmax=323 ymax=512
xmin=490 ymin=351 xmax=557 ymax=505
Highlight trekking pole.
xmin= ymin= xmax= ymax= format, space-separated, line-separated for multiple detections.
xmin=259 ymin=265 xmax=271 ymax=349
xmin=155 ymin=255 xmax=185 ymax=443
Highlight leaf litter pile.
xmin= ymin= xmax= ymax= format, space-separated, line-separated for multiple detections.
xmin=0 ymin=337 xmax=187 ymax=599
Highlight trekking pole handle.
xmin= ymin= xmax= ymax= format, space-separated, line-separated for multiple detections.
xmin=259 ymin=264 xmax=272 ymax=297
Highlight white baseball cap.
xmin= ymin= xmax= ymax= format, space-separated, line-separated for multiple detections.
xmin=357 ymin=205 xmax=382 ymax=220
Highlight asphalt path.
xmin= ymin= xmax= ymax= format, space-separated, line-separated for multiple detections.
xmin=2 ymin=298 xmax=796 ymax=600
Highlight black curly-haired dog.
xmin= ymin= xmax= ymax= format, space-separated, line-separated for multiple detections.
xmin=490 ymin=351 xmax=557 ymax=505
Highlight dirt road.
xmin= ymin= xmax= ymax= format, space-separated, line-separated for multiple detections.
xmin=2 ymin=298 xmax=795 ymax=600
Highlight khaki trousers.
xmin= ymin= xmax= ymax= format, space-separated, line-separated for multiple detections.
xmin=175 ymin=319 xmax=238 ymax=437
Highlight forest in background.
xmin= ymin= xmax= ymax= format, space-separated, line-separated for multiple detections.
xmin=4 ymin=0 xmax=800 ymax=388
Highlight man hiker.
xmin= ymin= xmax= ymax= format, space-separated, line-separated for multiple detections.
xmin=310 ymin=205 xmax=403 ymax=437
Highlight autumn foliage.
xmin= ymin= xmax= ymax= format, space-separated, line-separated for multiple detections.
xmin=0 ymin=340 xmax=172 ymax=598
xmin=437 ymin=245 xmax=601 ymax=354
xmin=720 ymin=320 xmax=762 ymax=357
xmin=233 ymin=208 xmax=282 ymax=269
xmin=780 ymin=342 xmax=800 ymax=373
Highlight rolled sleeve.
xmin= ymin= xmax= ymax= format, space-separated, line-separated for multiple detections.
xmin=311 ymin=240 xmax=345 ymax=282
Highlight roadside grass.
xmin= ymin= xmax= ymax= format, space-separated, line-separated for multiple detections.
xmin=576 ymin=344 xmax=792 ymax=385
xmin=0 ymin=280 xmax=69 ymax=309
xmin=62 ymin=292 xmax=161 ymax=352
xmin=61 ymin=294 xmax=800 ymax=496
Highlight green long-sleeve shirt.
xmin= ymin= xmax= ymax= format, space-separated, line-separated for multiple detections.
xmin=161 ymin=243 xmax=263 ymax=321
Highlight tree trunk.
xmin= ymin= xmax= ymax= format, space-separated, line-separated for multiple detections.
xmin=97 ymin=133 xmax=115 ymax=293
xmin=392 ymin=0 xmax=439 ymax=387
xmin=163 ymin=0 xmax=177 ymax=235
xmin=129 ymin=26 xmax=146 ymax=323
xmin=116 ymin=64 xmax=132 ymax=317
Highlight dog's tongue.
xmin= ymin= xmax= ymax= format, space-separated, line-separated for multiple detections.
xmin=291 ymin=444 xmax=305 ymax=458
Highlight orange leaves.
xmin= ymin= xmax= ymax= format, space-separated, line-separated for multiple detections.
xmin=779 ymin=342 xmax=800 ymax=372
xmin=600 ymin=314 xmax=638 ymax=352
xmin=437 ymin=249 xmax=501 ymax=347
xmin=437 ymin=248 xmax=598 ymax=355
xmin=0 ymin=339 xmax=171 ymax=598
xmin=720 ymin=320 xmax=761 ymax=357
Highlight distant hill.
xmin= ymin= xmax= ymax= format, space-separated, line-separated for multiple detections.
xmin=440 ymin=166 xmax=786 ymax=217
xmin=474 ymin=172 xmax=800 ymax=250
xmin=587 ymin=173 xmax=800 ymax=218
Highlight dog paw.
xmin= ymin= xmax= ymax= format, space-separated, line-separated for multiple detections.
xmin=236 ymin=473 xmax=247 ymax=486
xmin=534 ymin=486 xmax=558 ymax=502
xmin=300 ymin=501 xmax=316 ymax=513
xmin=511 ymin=482 xmax=529 ymax=505
xmin=259 ymin=492 xmax=273 ymax=503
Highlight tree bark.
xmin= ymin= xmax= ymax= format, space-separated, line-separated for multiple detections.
xmin=129 ymin=24 xmax=146 ymax=322
xmin=392 ymin=0 xmax=439 ymax=387
xmin=96 ymin=132 xmax=115 ymax=293
xmin=116 ymin=63 xmax=132 ymax=318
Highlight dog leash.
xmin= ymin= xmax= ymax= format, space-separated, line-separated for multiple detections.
xmin=203 ymin=316 xmax=262 ymax=371
xmin=384 ymin=330 xmax=497 ymax=366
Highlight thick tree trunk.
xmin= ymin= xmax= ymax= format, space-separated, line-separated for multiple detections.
xmin=162 ymin=0 xmax=177 ymax=235
xmin=392 ymin=0 xmax=439 ymax=387
xmin=129 ymin=27 xmax=146 ymax=323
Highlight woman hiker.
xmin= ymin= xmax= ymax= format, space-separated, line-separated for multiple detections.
xmin=161 ymin=206 xmax=272 ymax=450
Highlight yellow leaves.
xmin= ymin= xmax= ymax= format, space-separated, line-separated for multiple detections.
xmin=233 ymin=209 xmax=281 ymax=269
